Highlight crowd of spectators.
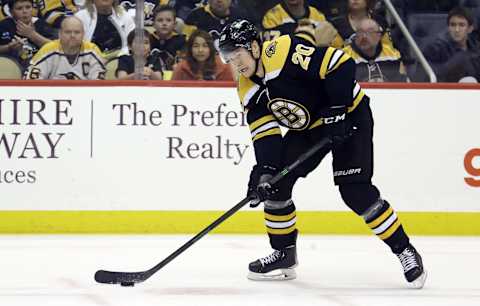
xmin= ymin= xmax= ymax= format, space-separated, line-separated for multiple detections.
xmin=0 ymin=0 xmax=479 ymax=82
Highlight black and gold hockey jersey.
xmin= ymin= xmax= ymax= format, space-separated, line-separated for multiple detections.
xmin=261 ymin=2 xmax=342 ymax=48
xmin=237 ymin=33 xmax=367 ymax=166
xmin=33 ymin=0 xmax=77 ymax=28
xmin=0 ymin=1 xmax=8 ymax=22
xmin=343 ymin=41 xmax=407 ymax=82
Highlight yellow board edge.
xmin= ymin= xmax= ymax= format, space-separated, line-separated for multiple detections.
xmin=0 ymin=211 xmax=479 ymax=235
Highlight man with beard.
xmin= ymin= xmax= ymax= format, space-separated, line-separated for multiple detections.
xmin=343 ymin=18 xmax=406 ymax=82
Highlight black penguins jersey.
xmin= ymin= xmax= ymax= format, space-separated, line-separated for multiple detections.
xmin=237 ymin=33 xmax=367 ymax=167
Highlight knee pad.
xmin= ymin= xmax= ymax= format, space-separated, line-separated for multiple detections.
xmin=339 ymin=183 xmax=380 ymax=215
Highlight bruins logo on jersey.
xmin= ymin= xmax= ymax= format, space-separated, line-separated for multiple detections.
xmin=268 ymin=98 xmax=310 ymax=130
xmin=265 ymin=41 xmax=277 ymax=58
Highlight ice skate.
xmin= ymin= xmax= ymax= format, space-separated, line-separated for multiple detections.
xmin=396 ymin=244 xmax=427 ymax=289
xmin=247 ymin=246 xmax=298 ymax=281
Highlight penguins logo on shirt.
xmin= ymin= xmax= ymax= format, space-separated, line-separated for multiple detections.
xmin=268 ymin=98 xmax=310 ymax=130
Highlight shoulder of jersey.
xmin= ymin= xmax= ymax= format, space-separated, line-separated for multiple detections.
xmin=81 ymin=40 xmax=103 ymax=55
xmin=262 ymin=4 xmax=289 ymax=29
xmin=31 ymin=39 xmax=62 ymax=63
xmin=261 ymin=35 xmax=292 ymax=81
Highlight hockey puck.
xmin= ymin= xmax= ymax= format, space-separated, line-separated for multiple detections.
xmin=120 ymin=282 xmax=135 ymax=287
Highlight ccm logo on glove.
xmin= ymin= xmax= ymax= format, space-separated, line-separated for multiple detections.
xmin=464 ymin=148 xmax=480 ymax=187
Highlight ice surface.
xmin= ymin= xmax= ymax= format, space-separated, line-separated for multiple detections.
xmin=0 ymin=235 xmax=479 ymax=306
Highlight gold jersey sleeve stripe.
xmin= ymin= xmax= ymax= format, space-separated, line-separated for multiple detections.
xmin=327 ymin=53 xmax=351 ymax=75
xmin=252 ymin=128 xmax=282 ymax=141
xmin=367 ymin=206 xmax=393 ymax=229
xmin=249 ymin=115 xmax=276 ymax=131
xmin=348 ymin=90 xmax=365 ymax=113
xmin=319 ymin=47 xmax=336 ymax=79
xmin=265 ymin=211 xmax=296 ymax=222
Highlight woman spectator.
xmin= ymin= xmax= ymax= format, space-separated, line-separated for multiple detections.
xmin=75 ymin=0 xmax=134 ymax=59
xmin=331 ymin=0 xmax=393 ymax=47
xmin=172 ymin=29 xmax=234 ymax=81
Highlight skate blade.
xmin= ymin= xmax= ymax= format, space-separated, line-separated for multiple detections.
xmin=247 ymin=268 xmax=296 ymax=281
xmin=408 ymin=270 xmax=427 ymax=289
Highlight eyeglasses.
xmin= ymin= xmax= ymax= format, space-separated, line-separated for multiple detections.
xmin=355 ymin=30 xmax=382 ymax=37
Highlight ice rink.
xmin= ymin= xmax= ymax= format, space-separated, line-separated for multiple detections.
xmin=1 ymin=235 xmax=479 ymax=306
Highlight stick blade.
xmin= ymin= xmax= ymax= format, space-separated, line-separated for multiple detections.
xmin=94 ymin=269 xmax=148 ymax=285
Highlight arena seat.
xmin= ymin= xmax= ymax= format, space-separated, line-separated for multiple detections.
xmin=406 ymin=13 xmax=448 ymax=48
xmin=105 ymin=58 xmax=119 ymax=80
xmin=0 ymin=56 xmax=23 ymax=79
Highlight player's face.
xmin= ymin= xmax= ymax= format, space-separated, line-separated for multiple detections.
xmin=60 ymin=20 xmax=84 ymax=51
xmin=191 ymin=36 xmax=211 ymax=63
xmin=222 ymin=47 xmax=256 ymax=78
xmin=448 ymin=16 xmax=473 ymax=44
xmin=154 ymin=11 xmax=176 ymax=37
xmin=12 ymin=1 xmax=33 ymax=24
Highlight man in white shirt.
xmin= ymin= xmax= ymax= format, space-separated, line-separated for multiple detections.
xmin=26 ymin=16 xmax=105 ymax=80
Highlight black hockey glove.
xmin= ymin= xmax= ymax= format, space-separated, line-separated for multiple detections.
xmin=322 ymin=106 xmax=354 ymax=147
xmin=247 ymin=164 xmax=279 ymax=208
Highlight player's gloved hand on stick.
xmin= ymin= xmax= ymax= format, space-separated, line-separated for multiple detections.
xmin=247 ymin=164 xmax=279 ymax=208
xmin=322 ymin=105 xmax=355 ymax=148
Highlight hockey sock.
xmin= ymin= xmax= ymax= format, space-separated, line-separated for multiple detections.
xmin=264 ymin=199 xmax=298 ymax=250
xmin=362 ymin=199 xmax=410 ymax=253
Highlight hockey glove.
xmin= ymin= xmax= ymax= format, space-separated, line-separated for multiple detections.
xmin=247 ymin=164 xmax=279 ymax=208
xmin=322 ymin=106 xmax=354 ymax=148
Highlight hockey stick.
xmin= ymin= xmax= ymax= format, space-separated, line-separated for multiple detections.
xmin=94 ymin=137 xmax=332 ymax=286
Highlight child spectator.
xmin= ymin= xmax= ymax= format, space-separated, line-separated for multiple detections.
xmin=0 ymin=0 xmax=55 ymax=71
xmin=150 ymin=5 xmax=186 ymax=71
xmin=116 ymin=29 xmax=163 ymax=80
xmin=172 ymin=29 xmax=233 ymax=80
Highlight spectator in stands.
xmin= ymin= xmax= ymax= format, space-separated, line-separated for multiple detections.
xmin=394 ymin=0 xmax=459 ymax=14
xmin=172 ymin=29 xmax=233 ymax=80
xmin=75 ymin=0 xmax=135 ymax=60
xmin=0 ymin=0 xmax=55 ymax=71
xmin=423 ymin=6 xmax=480 ymax=82
xmin=309 ymin=0 xmax=348 ymax=19
xmin=116 ymin=29 xmax=163 ymax=80
xmin=150 ymin=5 xmax=186 ymax=71
xmin=331 ymin=0 xmax=393 ymax=48
xmin=343 ymin=18 xmax=407 ymax=82
xmin=34 ymin=0 xmax=78 ymax=29
xmin=120 ymin=0 xmax=171 ymax=26
xmin=232 ymin=0 xmax=279 ymax=27
xmin=183 ymin=0 xmax=244 ymax=45
xmin=261 ymin=0 xmax=342 ymax=47
xmin=173 ymin=0 xmax=204 ymax=20
xmin=25 ymin=16 xmax=105 ymax=79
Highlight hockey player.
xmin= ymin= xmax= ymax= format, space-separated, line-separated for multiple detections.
xmin=218 ymin=19 xmax=427 ymax=288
